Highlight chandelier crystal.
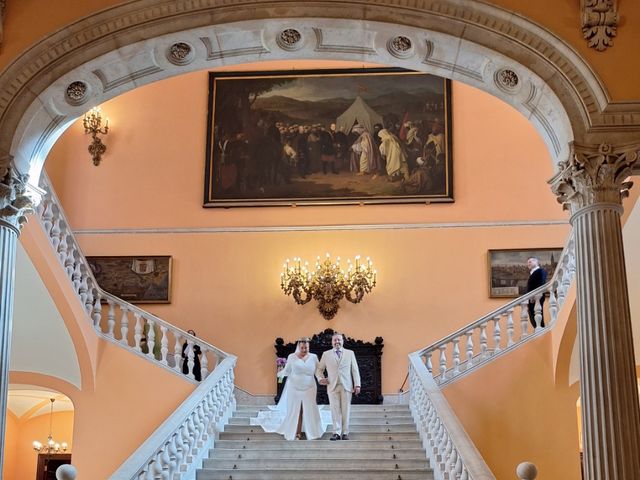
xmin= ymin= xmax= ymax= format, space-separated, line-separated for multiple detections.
xmin=280 ymin=253 xmax=377 ymax=320
xmin=32 ymin=398 xmax=68 ymax=454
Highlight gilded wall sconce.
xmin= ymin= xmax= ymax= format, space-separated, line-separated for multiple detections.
xmin=83 ymin=107 xmax=109 ymax=166
xmin=281 ymin=253 xmax=377 ymax=320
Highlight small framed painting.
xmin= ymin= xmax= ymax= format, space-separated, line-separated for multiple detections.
xmin=86 ymin=255 xmax=172 ymax=303
xmin=488 ymin=248 xmax=562 ymax=298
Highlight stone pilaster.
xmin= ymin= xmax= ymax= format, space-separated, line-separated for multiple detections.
xmin=550 ymin=142 xmax=640 ymax=480
xmin=0 ymin=156 xmax=33 ymax=476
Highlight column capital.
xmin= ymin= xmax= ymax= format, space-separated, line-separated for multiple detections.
xmin=550 ymin=142 xmax=637 ymax=214
xmin=0 ymin=156 xmax=34 ymax=233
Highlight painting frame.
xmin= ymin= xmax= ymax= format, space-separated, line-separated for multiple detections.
xmin=487 ymin=248 xmax=563 ymax=298
xmin=86 ymin=255 xmax=172 ymax=304
xmin=203 ymin=67 xmax=453 ymax=207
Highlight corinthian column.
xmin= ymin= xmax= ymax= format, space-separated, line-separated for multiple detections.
xmin=550 ymin=142 xmax=640 ymax=479
xmin=0 ymin=156 xmax=33 ymax=475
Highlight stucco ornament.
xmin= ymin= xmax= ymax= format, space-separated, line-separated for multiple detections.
xmin=581 ymin=0 xmax=619 ymax=51
xmin=167 ymin=42 xmax=194 ymax=65
xmin=277 ymin=29 xmax=302 ymax=51
xmin=550 ymin=143 xmax=637 ymax=212
xmin=0 ymin=156 xmax=34 ymax=231
xmin=65 ymin=81 xmax=89 ymax=105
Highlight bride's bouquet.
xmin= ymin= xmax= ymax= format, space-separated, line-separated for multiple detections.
xmin=276 ymin=357 xmax=287 ymax=383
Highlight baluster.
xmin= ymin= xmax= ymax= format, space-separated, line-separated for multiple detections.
xmin=503 ymin=309 xmax=514 ymax=348
xmin=492 ymin=315 xmax=501 ymax=354
xmin=168 ymin=433 xmax=181 ymax=477
xmin=160 ymin=325 xmax=169 ymax=365
xmin=548 ymin=284 xmax=558 ymax=322
xmin=425 ymin=352 xmax=433 ymax=374
xmin=451 ymin=337 xmax=461 ymax=376
xmin=438 ymin=345 xmax=447 ymax=382
xmin=120 ymin=308 xmax=129 ymax=345
xmin=173 ymin=333 xmax=183 ymax=372
xmin=64 ymin=246 xmax=76 ymax=278
xmin=520 ymin=301 xmax=529 ymax=339
xmin=479 ymin=322 xmax=488 ymax=359
xmin=460 ymin=465 xmax=469 ymax=480
xmin=151 ymin=451 xmax=164 ymax=479
xmin=50 ymin=217 xmax=62 ymax=250
xmin=78 ymin=270 xmax=89 ymax=307
xmin=200 ymin=349 xmax=209 ymax=380
xmin=57 ymin=232 xmax=69 ymax=265
xmin=533 ymin=293 xmax=543 ymax=331
xmin=92 ymin=294 xmax=102 ymax=330
xmin=453 ymin=450 xmax=463 ymax=480
xmin=465 ymin=330 xmax=474 ymax=370
xmin=147 ymin=319 xmax=156 ymax=359
xmin=85 ymin=279 xmax=95 ymax=312
xmin=133 ymin=313 xmax=142 ymax=351
xmin=107 ymin=300 xmax=116 ymax=337
xmin=185 ymin=340 xmax=195 ymax=380
xmin=72 ymin=262 xmax=82 ymax=293
xmin=443 ymin=437 xmax=453 ymax=473
xmin=557 ymin=268 xmax=567 ymax=304
xmin=41 ymin=199 xmax=53 ymax=234
xmin=159 ymin=445 xmax=171 ymax=479
xmin=448 ymin=446 xmax=458 ymax=478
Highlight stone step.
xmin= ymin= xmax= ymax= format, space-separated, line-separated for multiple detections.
xmin=218 ymin=432 xmax=420 ymax=441
xmin=224 ymin=424 xmax=417 ymax=433
xmin=212 ymin=440 xmax=424 ymax=450
xmin=231 ymin=417 xmax=413 ymax=426
xmin=210 ymin=448 xmax=427 ymax=460
xmin=235 ymin=405 xmax=410 ymax=414
xmin=232 ymin=410 xmax=413 ymax=419
xmin=196 ymin=469 xmax=433 ymax=480
xmin=202 ymin=458 xmax=429 ymax=470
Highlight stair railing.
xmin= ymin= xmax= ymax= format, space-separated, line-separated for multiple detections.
xmin=110 ymin=356 xmax=236 ymax=479
xmin=417 ymin=233 xmax=575 ymax=387
xmin=409 ymin=233 xmax=575 ymax=480
xmin=36 ymin=173 xmax=230 ymax=381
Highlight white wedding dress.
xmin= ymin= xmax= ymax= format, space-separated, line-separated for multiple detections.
xmin=251 ymin=352 xmax=331 ymax=440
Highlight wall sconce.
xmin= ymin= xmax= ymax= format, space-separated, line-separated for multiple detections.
xmin=281 ymin=253 xmax=377 ymax=320
xmin=83 ymin=107 xmax=109 ymax=166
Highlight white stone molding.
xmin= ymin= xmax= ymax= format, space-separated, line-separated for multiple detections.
xmin=0 ymin=156 xmax=34 ymax=233
xmin=581 ymin=0 xmax=619 ymax=52
xmin=0 ymin=0 xmax=638 ymax=185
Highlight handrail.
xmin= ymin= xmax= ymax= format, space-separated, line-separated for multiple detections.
xmin=409 ymin=353 xmax=495 ymax=480
xmin=110 ymin=356 xmax=237 ymax=479
xmin=36 ymin=173 xmax=230 ymax=381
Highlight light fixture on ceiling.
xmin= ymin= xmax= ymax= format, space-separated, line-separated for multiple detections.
xmin=32 ymin=398 xmax=68 ymax=454
xmin=83 ymin=106 xmax=109 ymax=166
xmin=281 ymin=253 xmax=377 ymax=320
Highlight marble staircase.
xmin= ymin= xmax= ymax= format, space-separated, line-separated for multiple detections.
xmin=197 ymin=404 xmax=433 ymax=480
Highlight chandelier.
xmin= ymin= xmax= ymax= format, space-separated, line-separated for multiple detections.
xmin=280 ymin=253 xmax=377 ymax=320
xmin=32 ymin=398 xmax=68 ymax=454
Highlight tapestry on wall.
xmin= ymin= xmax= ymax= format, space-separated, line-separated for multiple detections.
xmin=204 ymin=68 xmax=453 ymax=207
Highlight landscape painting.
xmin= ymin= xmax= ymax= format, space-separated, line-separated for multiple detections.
xmin=87 ymin=256 xmax=172 ymax=304
xmin=488 ymin=248 xmax=562 ymax=298
xmin=204 ymin=68 xmax=453 ymax=207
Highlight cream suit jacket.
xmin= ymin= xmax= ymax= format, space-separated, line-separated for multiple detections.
xmin=316 ymin=348 xmax=361 ymax=393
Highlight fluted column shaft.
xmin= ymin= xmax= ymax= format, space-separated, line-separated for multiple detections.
xmin=552 ymin=142 xmax=640 ymax=480
xmin=0 ymin=221 xmax=17 ymax=474
xmin=0 ymin=159 xmax=33 ymax=475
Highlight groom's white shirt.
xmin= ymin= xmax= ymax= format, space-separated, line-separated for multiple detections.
xmin=316 ymin=348 xmax=361 ymax=392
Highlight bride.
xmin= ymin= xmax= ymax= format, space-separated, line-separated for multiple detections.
xmin=251 ymin=338 xmax=330 ymax=440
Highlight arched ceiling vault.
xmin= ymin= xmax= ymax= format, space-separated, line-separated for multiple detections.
xmin=1 ymin=0 xmax=639 ymax=189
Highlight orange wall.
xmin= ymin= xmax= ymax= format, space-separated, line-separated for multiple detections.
xmin=3 ymin=410 xmax=74 ymax=480
xmin=3 ymin=412 xmax=18 ymax=480
xmin=443 ymin=334 xmax=581 ymax=480
xmin=1 ymin=1 xmax=639 ymax=100
xmin=44 ymin=71 xmax=571 ymax=395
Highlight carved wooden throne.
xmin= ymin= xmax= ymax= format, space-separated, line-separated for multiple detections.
xmin=274 ymin=328 xmax=383 ymax=404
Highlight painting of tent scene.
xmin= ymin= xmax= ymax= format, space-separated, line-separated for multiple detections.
xmin=204 ymin=68 xmax=453 ymax=207
xmin=488 ymin=248 xmax=562 ymax=298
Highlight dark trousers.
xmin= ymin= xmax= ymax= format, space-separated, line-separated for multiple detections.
xmin=528 ymin=296 xmax=545 ymax=329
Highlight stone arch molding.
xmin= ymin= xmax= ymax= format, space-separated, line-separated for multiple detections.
xmin=2 ymin=0 xmax=640 ymax=189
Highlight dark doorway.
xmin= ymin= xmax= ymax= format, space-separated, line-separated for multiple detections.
xmin=36 ymin=453 xmax=71 ymax=480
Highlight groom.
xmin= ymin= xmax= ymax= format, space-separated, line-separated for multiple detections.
xmin=316 ymin=333 xmax=361 ymax=440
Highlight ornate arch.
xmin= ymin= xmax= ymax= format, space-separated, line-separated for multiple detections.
xmin=0 ymin=0 xmax=639 ymax=187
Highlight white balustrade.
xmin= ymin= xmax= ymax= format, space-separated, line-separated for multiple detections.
xmin=415 ymin=234 xmax=575 ymax=387
xmin=35 ymin=175 xmax=231 ymax=385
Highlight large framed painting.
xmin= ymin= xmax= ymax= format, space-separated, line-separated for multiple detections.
xmin=488 ymin=248 xmax=563 ymax=298
xmin=204 ymin=68 xmax=453 ymax=207
xmin=86 ymin=256 xmax=172 ymax=303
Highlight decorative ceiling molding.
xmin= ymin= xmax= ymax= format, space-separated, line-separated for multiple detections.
xmin=0 ymin=0 xmax=638 ymax=185
xmin=581 ymin=0 xmax=619 ymax=52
